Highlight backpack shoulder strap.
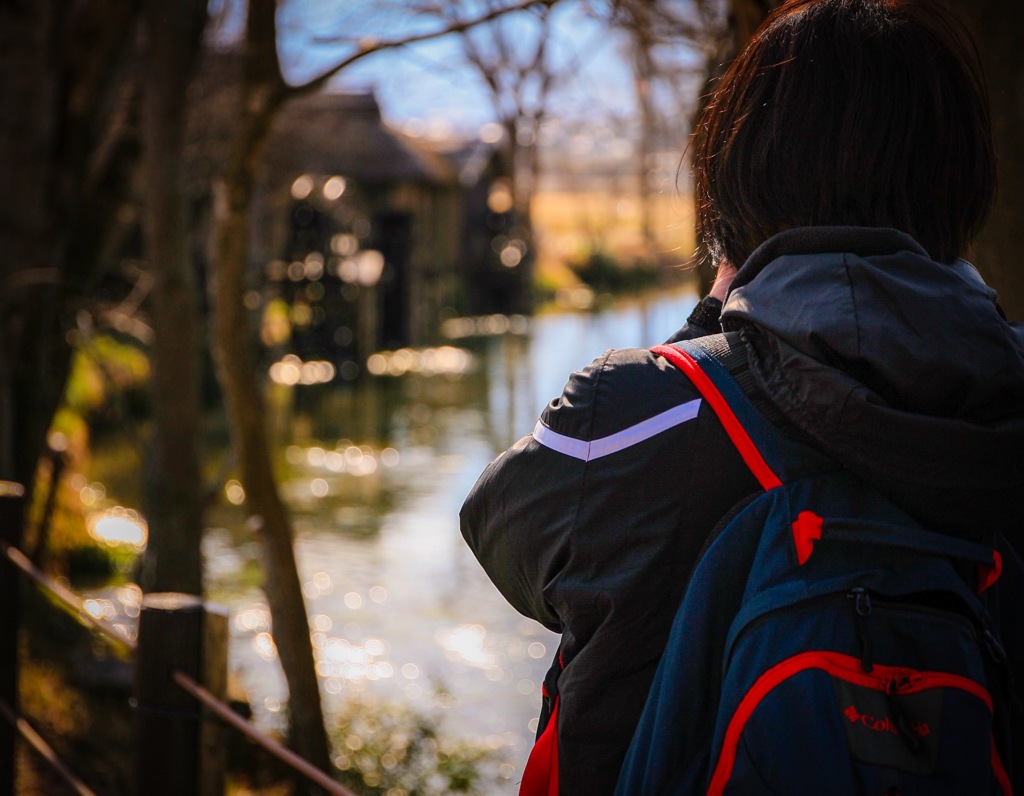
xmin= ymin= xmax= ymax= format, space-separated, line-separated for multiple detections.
xmin=652 ymin=337 xmax=832 ymax=485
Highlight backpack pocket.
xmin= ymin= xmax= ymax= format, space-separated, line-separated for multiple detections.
xmin=709 ymin=594 xmax=1011 ymax=796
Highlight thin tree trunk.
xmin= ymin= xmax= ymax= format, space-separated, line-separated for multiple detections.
xmin=206 ymin=0 xmax=332 ymax=778
xmin=203 ymin=0 xmax=566 ymax=778
xmin=634 ymin=40 xmax=656 ymax=261
xmin=0 ymin=0 xmax=73 ymax=502
xmin=961 ymin=1 xmax=1024 ymax=321
xmin=139 ymin=0 xmax=207 ymax=595
xmin=209 ymin=138 xmax=334 ymax=786
xmin=504 ymin=119 xmax=535 ymax=313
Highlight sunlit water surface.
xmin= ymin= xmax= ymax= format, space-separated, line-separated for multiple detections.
xmin=93 ymin=287 xmax=698 ymax=791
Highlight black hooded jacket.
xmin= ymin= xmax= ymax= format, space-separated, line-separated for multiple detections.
xmin=460 ymin=227 xmax=1024 ymax=794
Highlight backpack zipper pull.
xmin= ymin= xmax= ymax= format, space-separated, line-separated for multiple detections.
xmin=848 ymin=588 xmax=874 ymax=672
xmin=886 ymin=676 xmax=924 ymax=754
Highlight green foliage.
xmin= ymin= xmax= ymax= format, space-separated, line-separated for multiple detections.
xmin=329 ymin=693 xmax=495 ymax=795
xmin=568 ymin=250 xmax=659 ymax=294
xmin=20 ymin=589 xmax=134 ymax=794
xmin=65 ymin=543 xmax=135 ymax=584
xmin=63 ymin=334 xmax=151 ymax=429
xmin=532 ymin=259 xmax=580 ymax=305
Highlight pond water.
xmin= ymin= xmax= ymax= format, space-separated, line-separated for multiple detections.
xmin=90 ymin=285 xmax=698 ymax=791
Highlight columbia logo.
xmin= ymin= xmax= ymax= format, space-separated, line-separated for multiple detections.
xmin=843 ymin=705 xmax=930 ymax=738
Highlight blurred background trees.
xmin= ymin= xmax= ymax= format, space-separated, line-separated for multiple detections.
xmin=1 ymin=0 xmax=1021 ymax=789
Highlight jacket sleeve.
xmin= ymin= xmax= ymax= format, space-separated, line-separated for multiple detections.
xmin=461 ymin=296 xmax=725 ymax=629
xmin=459 ymin=339 xmax=764 ymax=793
xmin=459 ymin=352 xmax=610 ymax=632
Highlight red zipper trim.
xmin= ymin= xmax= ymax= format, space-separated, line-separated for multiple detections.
xmin=653 ymin=345 xmax=781 ymax=490
xmin=993 ymin=737 xmax=1014 ymax=796
xmin=520 ymin=696 xmax=559 ymax=796
xmin=521 ymin=651 xmax=565 ymax=796
xmin=706 ymin=650 xmax=1010 ymax=796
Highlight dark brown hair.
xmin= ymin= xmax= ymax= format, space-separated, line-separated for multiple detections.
xmin=692 ymin=0 xmax=995 ymax=266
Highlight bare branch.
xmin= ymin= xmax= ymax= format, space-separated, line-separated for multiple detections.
xmin=461 ymin=35 xmax=506 ymax=119
xmin=287 ymin=0 xmax=555 ymax=100
xmin=525 ymin=7 xmax=552 ymax=75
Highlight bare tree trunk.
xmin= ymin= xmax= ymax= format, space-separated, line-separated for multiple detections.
xmin=206 ymin=0 xmax=332 ymax=778
xmin=507 ymin=119 xmax=537 ymax=314
xmin=0 ymin=0 xmax=74 ymax=503
xmin=451 ymin=2 xmax=563 ymax=315
xmin=209 ymin=143 xmax=334 ymax=789
xmin=961 ymin=1 xmax=1024 ymax=321
xmin=634 ymin=39 xmax=657 ymax=262
xmin=729 ymin=0 xmax=778 ymax=44
xmin=139 ymin=0 xmax=208 ymax=595
xmin=0 ymin=0 xmax=143 ymax=495
xmin=199 ymin=0 xmax=554 ymax=777
xmin=0 ymin=0 xmax=142 ymax=787
xmin=691 ymin=0 xmax=781 ymax=296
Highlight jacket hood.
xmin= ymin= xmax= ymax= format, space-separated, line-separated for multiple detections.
xmin=721 ymin=226 xmax=1024 ymax=539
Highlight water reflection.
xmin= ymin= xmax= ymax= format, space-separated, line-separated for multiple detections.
xmin=89 ymin=287 xmax=697 ymax=791
xmin=86 ymin=507 xmax=148 ymax=550
xmin=207 ymin=284 xmax=700 ymax=782
xmin=366 ymin=346 xmax=474 ymax=377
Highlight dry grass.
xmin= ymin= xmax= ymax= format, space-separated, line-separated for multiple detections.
xmin=532 ymin=189 xmax=696 ymax=272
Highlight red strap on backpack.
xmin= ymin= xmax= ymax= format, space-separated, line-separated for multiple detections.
xmin=652 ymin=344 xmax=781 ymax=490
xmin=655 ymin=343 xmax=829 ymax=566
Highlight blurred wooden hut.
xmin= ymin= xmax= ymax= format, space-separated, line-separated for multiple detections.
xmin=256 ymin=91 xmax=472 ymax=356
xmin=188 ymin=53 xmax=513 ymax=376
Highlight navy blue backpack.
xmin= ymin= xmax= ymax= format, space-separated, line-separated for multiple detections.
xmin=615 ymin=340 xmax=1020 ymax=796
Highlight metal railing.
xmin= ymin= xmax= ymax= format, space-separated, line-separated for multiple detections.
xmin=0 ymin=533 xmax=359 ymax=796
xmin=0 ymin=698 xmax=97 ymax=796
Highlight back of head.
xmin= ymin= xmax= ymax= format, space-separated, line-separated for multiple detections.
xmin=692 ymin=0 xmax=995 ymax=266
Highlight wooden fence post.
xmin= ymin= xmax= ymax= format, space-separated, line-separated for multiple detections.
xmin=198 ymin=604 xmax=228 ymax=796
xmin=0 ymin=485 xmax=26 ymax=796
xmin=132 ymin=593 xmax=203 ymax=796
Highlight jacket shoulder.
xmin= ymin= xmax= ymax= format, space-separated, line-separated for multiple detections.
xmin=539 ymin=346 xmax=705 ymax=445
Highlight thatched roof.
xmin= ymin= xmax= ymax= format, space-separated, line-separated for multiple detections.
xmin=262 ymin=91 xmax=459 ymax=187
xmin=187 ymin=50 xmax=461 ymax=192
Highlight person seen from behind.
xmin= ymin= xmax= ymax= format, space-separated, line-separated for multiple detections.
xmin=460 ymin=0 xmax=1024 ymax=793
